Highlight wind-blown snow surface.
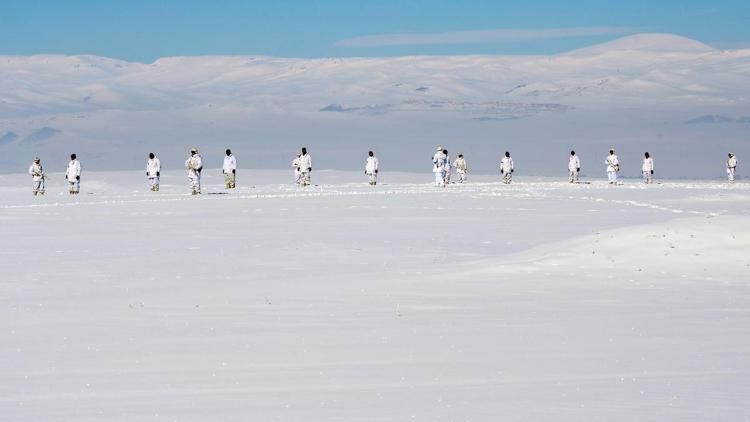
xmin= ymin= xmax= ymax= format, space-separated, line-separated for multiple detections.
xmin=1 ymin=33 xmax=749 ymax=177
xmin=2 ymin=171 xmax=749 ymax=421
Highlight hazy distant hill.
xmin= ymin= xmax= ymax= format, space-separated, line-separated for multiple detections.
xmin=1 ymin=34 xmax=748 ymax=177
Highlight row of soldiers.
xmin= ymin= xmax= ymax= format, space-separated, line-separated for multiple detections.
xmin=168 ymin=147 xmax=238 ymax=195
xmin=26 ymin=148 xmax=237 ymax=196
xmin=27 ymin=147 xmax=300 ymax=195
xmin=25 ymin=148 xmax=740 ymax=195
xmin=590 ymin=150 xmax=737 ymax=185
xmin=433 ymin=148 xmax=739 ymax=186
xmin=431 ymin=147 xmax=469 ymax=187
xmin=27 ymin=154 xmax=81 ymax=195
xmin=291 ymin=148 xmax=382 ymax=187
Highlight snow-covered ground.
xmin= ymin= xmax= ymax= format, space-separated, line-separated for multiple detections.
xmin=2 ymin=170 xmax=749 ymax=421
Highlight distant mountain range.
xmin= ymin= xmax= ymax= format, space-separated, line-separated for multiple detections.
xmin=0 ymin=33 xmax=748 ymax=177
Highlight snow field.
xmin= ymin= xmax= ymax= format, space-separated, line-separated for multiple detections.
xmin=1 ymin=170 xmax=749 ymax=421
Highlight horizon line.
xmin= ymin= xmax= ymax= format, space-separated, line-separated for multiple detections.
xmin=0 ymin=33 xmax=741 ymax=64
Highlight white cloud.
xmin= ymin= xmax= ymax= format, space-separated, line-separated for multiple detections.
xmin=336 ymin=27 xmax=635 ymax=48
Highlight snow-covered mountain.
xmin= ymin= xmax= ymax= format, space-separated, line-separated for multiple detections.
xmin=1 ymin=34 xmax=748 ymax=177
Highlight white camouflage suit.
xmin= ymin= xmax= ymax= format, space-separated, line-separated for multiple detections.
xmin=292 ymin=155 xmax=302 ymax=185
xmin=443 ymin=154 xmax=452 ymax=184
xmin=298 ymin=153 xmax=312 ymax=186
xmin=185 ymin=153 xmax=203 ymax=194
xmin=568 ymin=154 xmax=581 ymax=183
xmin=365 ymin=155 xmax=379 ymax=185
xmin=500 ymin=156 xmax=514 ymax=184
xmin=605 ymin=153 xmax=619 ymax=183
xmin=453 ymin=157 xmax=467 ymax=183
xmin=727 ymin=155 xmax=738 ymax=183
xmin=28 ymin=161 xmax=45 ymax=195
xmin=146 ymin=157 xmax=161 ymax=191
xmin=642 ymin=157 xmax=655 ymax=184
xmin=65 ymin=158 xmax=82 ymax=194
xmin=223 ymin=154 xmax=237 ymax=189
xmin=432 ymin=150 xmax=446 ymax=187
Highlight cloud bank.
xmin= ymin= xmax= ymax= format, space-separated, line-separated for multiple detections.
xmin=336 ymin=27 xmax=635 ymax=48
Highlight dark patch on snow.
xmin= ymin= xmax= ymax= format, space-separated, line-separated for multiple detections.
xmin=415 ymin=86 xmax=429 ymax=92
xmin=322 ymin=100 xmax=571 ymax=118
xmin=504 ymin=84 xmax=527 ymax=94
xmin=0 ymin=131 xmax=18 ymax=145
xmin=23 ymin=127 xmax=61 ymax=144
xmin=686 ymin=114 xmax=750 ymax=124
xmin=82 ymin=95 xmax=92 ymax=103
xmin=473 ymin=116 xmax=521 ymax=121
xmin=397 ymin=99 xmax=572 ymax=115
xmin=320 ymin=104 xmax=346 ymax=112
xmin=320 ymin=103 xmax=392 ymax=115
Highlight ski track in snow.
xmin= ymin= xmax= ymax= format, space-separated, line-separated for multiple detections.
xmin=2 ymin=177 xmax=745 ymax=218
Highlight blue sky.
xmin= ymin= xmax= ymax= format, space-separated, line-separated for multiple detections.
xmin=1 ymin=0 xmax=748 ymax=62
